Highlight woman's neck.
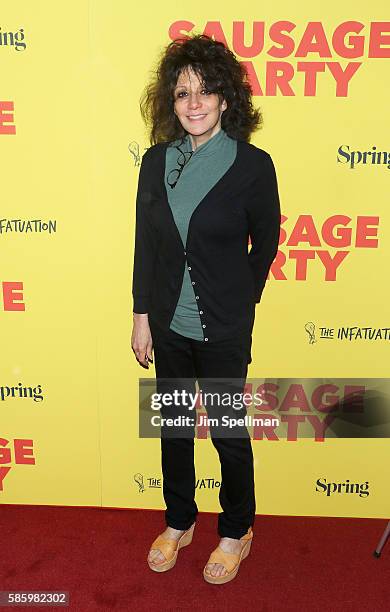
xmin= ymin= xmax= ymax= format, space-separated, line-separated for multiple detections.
xmin=188 ymin=125 xmax=222 ymax=151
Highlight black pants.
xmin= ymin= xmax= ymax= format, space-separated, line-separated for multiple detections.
xmin=149 ymin=316 xmax=256 ymax=539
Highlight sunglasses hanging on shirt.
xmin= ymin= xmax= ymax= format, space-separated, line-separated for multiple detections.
xmin=167 ymin=140 xmax=193 ymax=189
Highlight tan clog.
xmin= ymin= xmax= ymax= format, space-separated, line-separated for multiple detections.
xmin=147 ymin=523 xmax=195 ymax=572
xmin=203 ymin=527 xmax=253 ymax=584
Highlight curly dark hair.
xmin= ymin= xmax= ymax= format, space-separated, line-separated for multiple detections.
xmin=140 ymin=34 xmax=263 ymax=145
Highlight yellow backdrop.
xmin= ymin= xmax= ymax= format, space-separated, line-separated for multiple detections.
xmin=1 ymin=1 xmax=389 ymax=520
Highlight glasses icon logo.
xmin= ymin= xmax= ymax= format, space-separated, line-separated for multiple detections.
xmin=128 ymin=141 xmax=141 ymax=167
xmin=305 ymin=322 xmax=316 ymax=344
xmin=134 ymin=472 xmax=145 ymax=493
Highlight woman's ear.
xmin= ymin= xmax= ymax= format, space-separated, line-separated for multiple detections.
xmin=221 ymin=99 xmax=227 ymax=112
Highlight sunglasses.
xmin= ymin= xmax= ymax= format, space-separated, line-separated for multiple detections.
xmin=167 ymin=144 xmax=193 ymax=189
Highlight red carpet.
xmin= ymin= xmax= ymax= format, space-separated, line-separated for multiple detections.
xmin=0 ymin=505 xmax=388 ymax=611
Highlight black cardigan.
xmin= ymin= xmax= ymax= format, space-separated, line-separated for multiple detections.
xmin=132 ymin=139 xmax=281 ymax=342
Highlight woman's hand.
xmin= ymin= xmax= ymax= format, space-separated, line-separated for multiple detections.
xmin=131 ymin=313 xmax=154 ymax=368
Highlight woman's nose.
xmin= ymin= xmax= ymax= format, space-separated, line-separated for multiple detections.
xmin=187 ymin=92 xmax=202 ymax=108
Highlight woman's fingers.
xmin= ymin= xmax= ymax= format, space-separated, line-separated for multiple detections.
xmin=132 ymin=342 xmax=153 ymax=367
xmin=133 ymin=346 xmax=149 ymax=367
xmin=131 ymin=318 xmax=153 ymax=368
xmin=146 ymin=342 xmax=154 ymax=363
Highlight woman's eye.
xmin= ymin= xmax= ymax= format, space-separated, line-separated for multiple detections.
xmin=176 ymin=90 xmax=212 ymax=98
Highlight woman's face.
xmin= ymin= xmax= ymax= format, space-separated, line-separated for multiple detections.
xmin=173 ymin=66 xmax=227 ymax=144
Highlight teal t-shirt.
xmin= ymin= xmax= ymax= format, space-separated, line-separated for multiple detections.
xmin=164 ymin=128 xmax=237 ymax=340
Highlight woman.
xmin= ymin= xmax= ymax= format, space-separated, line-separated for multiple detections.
xmin=131 ymin=34 xmax=281 ymax=584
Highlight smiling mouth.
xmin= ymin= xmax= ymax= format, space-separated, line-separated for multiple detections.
xmin=187 ymin=114 xmax=207 ymax=120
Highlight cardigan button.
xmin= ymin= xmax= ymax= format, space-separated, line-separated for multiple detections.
xmin=202 ymin=325 xmax=206 ymax=328
xmin=199 ymin=311 xmax=203 ymax=314
xmin=188 ymin=266 xmax=192 ymax=271
xmin=195 ymin=296 xmax=199 ymax=300
xmin=204 ymin=337 xmax=209 ymax=341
